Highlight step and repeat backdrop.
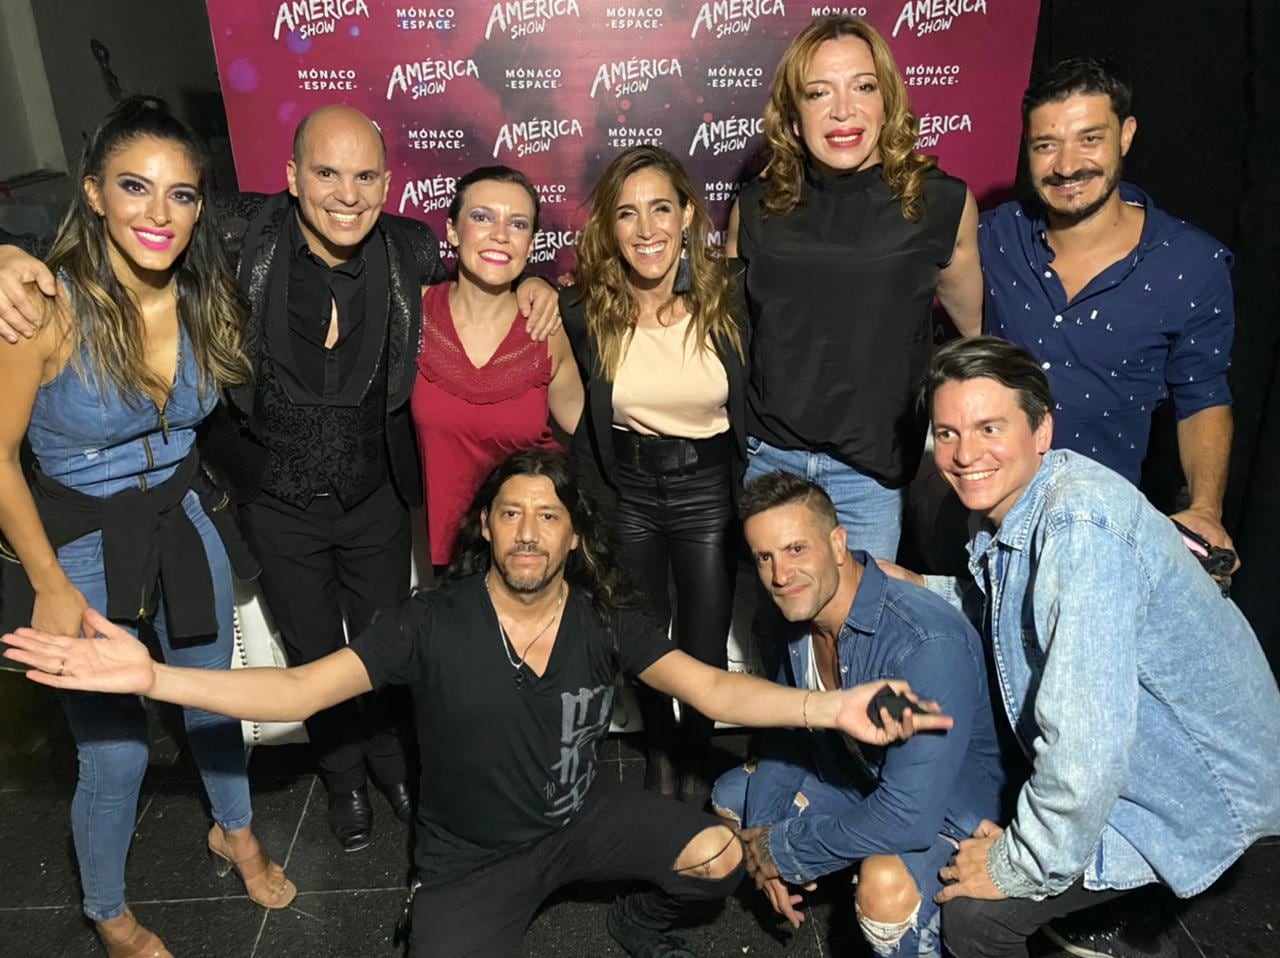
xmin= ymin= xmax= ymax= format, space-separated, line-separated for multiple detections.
xmin=205 ymin=0 xmax=1039 ymax=740
xmin=206 ymin=1 xmax=1040 ymax=275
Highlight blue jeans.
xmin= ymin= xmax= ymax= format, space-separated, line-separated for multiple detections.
xmin=713 ymin=759 xmax=950 ymax=958
xmin=57 ymin=491 xmax=251 ymax=921
xmin=744 ymin=437 xmax=904 ymax=560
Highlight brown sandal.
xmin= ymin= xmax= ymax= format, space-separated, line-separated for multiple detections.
xmin=96 ymin=908 xmax=174 ymax=958
xmin=207 ymin=825 xmax=297 ymax=909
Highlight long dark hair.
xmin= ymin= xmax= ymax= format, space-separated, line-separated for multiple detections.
xmin=446 ymin=449 xmax=641 ymax=617
xmin=45 ymin=95 xmax=250 ymax=403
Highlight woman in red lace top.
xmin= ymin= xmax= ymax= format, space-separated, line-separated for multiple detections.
xmin=411 ymin=167 xmax=582 ymax=566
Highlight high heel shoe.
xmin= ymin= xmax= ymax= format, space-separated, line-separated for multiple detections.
xmin=207 ymin=824 xmax=297 ymax=909
xmin=96 ymin=908 xmax=173 ymax=958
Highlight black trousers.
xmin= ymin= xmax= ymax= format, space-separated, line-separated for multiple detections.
xmin=240 ymin=482 xmax=410 ymax=792
xmin=409 ymin=786 xmax=742 ymax=957
xmin=942 ymin=880 xmax=1133 ymax=957
xmin=613 ymin=459 xmax=737 ymax=765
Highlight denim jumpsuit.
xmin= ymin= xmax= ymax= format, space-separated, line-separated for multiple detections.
xmin=26 ymin=328 xmax=251 ymax=922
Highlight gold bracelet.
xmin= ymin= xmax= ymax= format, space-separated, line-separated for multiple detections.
xmin=802 ymin=690 xmax=814 ymax=732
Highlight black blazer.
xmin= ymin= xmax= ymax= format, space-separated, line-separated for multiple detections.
xmin=559 ymin=281 xmax=750 ymax=506
xmin=199 ymin=191 xmax=447 ymax=507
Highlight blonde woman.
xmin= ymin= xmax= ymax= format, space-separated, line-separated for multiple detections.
xmin=728 ymin=14 xmax=983 ymax=560
xmin=563 ymin=145 xmax=748 ymax=800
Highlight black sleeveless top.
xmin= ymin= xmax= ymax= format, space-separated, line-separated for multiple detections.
xmin=738 ymin=164 xmax=966 ymax=488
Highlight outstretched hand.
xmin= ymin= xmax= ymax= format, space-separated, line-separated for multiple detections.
xmin=834 ymin=680 xmax=953 ymax=745
xmin=3 ymin=608 xmax=157 ymax=695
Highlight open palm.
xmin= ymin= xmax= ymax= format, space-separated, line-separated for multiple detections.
xmin=2 ymin=608 xmax=157 ymax=695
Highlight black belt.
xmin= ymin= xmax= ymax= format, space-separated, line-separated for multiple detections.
xmin=611 ymin=429 xmax=732 ymax=476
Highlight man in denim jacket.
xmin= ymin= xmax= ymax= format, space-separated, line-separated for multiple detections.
xmin=899 ymin=337 xmax=1280 ymax=958
xmin=712 ymin=472 xmax=1007 ymax=958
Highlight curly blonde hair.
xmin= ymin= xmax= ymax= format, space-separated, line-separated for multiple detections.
xmin=760 ymin=15 xmax=937 ymax=223
xmin=574 ymin=145 xmax=742 ymax=381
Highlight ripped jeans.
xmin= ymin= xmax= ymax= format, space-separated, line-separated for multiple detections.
xmin=713 ymin=758 xmax=954 ymax=958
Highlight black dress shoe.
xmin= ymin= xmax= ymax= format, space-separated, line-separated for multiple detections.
xmin=380 ymin=781 xmax=414 ymax=825
xmin=328 ymin=786 xmax=373 ymax=852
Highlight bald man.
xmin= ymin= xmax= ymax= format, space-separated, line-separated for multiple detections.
xmin=204 ymin=105 xmax=434 ymax=852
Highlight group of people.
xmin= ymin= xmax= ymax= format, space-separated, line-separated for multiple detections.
xmin=0 ymin=12 xmax=1276 ymax=958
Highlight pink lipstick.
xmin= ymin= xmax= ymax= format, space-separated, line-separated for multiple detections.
xmin=132 ymin=227 xmax=175 ymax=251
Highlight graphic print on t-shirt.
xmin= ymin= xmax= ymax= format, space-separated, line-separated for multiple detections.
xmin=548 ymin=684 xmax=614 ymax=821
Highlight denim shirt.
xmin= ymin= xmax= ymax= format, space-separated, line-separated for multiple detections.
xmin=27 ymin=324 xmax=213 ymax=498
xmin=926 ymin=451 xmax=1280 ymax=899
xmin=761 ymin=552 xmax=1006 ymax=884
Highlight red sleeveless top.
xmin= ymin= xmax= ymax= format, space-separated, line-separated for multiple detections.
xmin=411 ymin=282 xmax=557 ymax=564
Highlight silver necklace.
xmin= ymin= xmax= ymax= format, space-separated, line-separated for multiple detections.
xmin=485 ymin=576 xmax=566 ymax=687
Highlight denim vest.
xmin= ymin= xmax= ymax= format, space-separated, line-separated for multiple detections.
xmin=928 ymin=450 xmax=1280 ymax=898
xmin=27 ymin=324 xmax=215 ymax=498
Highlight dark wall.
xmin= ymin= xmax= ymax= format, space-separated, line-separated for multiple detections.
xmin=1029 ymin=0 xmax=1280 ymax=664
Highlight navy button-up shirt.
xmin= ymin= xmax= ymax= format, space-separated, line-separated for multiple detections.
xmin=979 ymin=183 xmax=1234 ymax=484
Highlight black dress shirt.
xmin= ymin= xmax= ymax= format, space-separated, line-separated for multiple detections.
xmin=283 ymin=212 xmax=377 ymax=403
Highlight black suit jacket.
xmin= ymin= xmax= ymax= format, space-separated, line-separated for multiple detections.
xmin=200 ymin=191 xmax=447 ymax=507
xmin=559 ymin=281 xmax=750 ymax=509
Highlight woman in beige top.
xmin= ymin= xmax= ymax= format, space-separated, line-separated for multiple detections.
xmin=561 ymin=145 xmax=748 ymax=801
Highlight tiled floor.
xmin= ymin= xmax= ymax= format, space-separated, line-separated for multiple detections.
xmin=1 ymin=670 xmax=1276 ymax=957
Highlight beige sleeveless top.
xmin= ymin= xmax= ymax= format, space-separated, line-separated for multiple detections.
xmin=612 ymin=316 xmax=729 ymax=438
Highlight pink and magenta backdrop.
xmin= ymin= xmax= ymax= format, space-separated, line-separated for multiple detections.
xmin=205 ymin=1 xmax=1039 ymax=272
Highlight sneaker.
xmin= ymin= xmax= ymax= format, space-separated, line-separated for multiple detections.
xmin=1043 ymin=913 xmax=1178 ymax=958
xmin=606 ymin=899 xmax=697 ymax=958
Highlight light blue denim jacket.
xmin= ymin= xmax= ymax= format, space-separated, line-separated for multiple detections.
xmin=926 ymin=450 xmax=1280 ymax=899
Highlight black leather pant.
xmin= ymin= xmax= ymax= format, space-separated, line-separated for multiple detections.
xmin=613 ymin=456 xmax=736 ymax=777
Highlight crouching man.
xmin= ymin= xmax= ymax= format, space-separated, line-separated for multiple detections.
xmin=713 ymin=473 xmax=1008 ymax=957
xmin=892 ymin=337 xmax=1280 ymax=958
xmin=4 ymin=449 xmax=953 ymax=958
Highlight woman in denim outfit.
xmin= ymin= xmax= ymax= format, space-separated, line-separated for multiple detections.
xmin=0 ymin=98 xmax=292 ymax=957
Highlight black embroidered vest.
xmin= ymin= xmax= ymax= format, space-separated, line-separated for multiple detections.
xmin=253 ymin=352 xmax=389 ymax=508
xmin=253 ymin=227 xmax=393 ymax=509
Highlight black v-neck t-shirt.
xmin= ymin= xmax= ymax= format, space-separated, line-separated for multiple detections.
xmin=350 ymin=574 xmax=673 ymax=869
xmin=738 ymin=165 xmax=967 ymax=488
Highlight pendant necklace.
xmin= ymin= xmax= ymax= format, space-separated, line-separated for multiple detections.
xmin=485 ymin=577 xmax=566 ymax=687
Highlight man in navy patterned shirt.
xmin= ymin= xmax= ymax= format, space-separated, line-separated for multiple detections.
xmin=979 ymin=58 xmax=1236 ymax=556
